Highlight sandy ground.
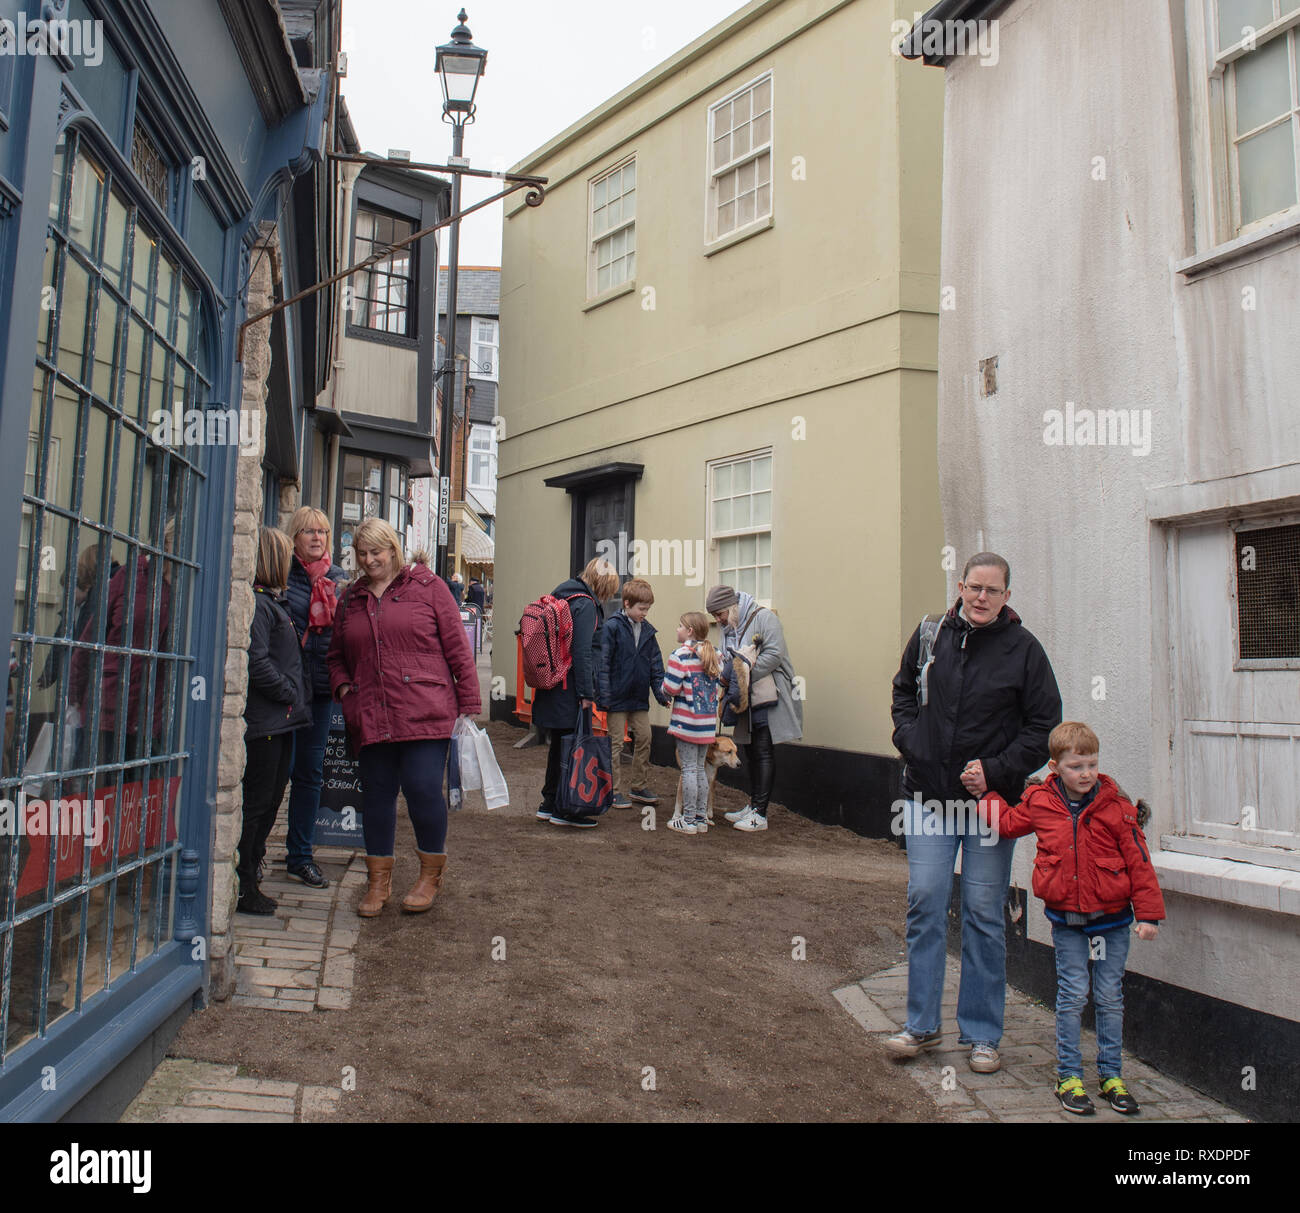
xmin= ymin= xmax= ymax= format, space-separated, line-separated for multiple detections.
xmin=171 ymin=720 xmax=941 ymax=1122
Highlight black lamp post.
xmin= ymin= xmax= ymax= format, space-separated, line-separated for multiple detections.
xmin=434 ymin=9 xmax=487 ymax=580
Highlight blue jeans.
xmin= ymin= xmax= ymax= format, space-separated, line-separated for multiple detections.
xmin=286 ymin=695 xmax=333 ymax=867
xmin=1051 ymin=921 xmax=1130 ymax=1081
xmin=902 ymin=796 xmax=1016 ymax=1046
xmin=675 ymin=740 xmax=708 ymax=824
xmin=358 ymin=739 xmax=451 ymax=857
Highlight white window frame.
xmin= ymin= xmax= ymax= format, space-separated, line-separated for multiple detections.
xmin=467 ymin=423 xmax=496 ymax=492
xmin=704 ymin=71 xmax=774 ymax=249
xmin=1197 ymin=2 xmax=1300 ymax=242
xmin=707 ymin=449 xmax=774 ymax=608
xmin=586 ymin=155 xmax=636 ymax=301
xmin=470 ymin=317 xmax=498 ymax=382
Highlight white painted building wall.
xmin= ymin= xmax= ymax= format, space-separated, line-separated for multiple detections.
xmin=934 ymin=0 xmax=1300 ymax=1023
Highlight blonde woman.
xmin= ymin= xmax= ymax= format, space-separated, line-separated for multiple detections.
xmin=326 ymin=519 xmax=481 ymax=916
xmin=282 ymin=506 xmax=347 ymax=889
xmin=238 ymin=527 xmax=311 ymax=914
xmin=531 ymin=557 xmax=621 ymax=828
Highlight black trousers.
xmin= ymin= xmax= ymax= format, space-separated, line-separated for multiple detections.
xmin=238 ymin=733 xmax=293 ymax=883
xmin=744 ymin=722 xmax=775 ymax=816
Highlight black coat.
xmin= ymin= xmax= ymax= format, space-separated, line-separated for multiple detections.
xmin=596 ymin=611 xmax=668 ymax=712
xmin=890 ymin=600 xmax=1062 ymax=802
xmin=284 ymin=556 xmax=347 ymax=698
xmin=245 ymin=587 xmax=312 ymax=739
xmin=530 ymin=578 xmax=600 ymax=731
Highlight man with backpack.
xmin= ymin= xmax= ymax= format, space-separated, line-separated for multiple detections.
xmin=522 ymin=558 xmax=621 ymax=827
xmin=886 ymin=552 xmax=1062 ymax=1074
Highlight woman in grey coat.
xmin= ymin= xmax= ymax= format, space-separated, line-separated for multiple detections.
xmin=707 ymin=584 xmax=802 ymax=831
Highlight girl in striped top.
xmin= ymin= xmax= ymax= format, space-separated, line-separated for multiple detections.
xmin=661 ymin=611 xmax=721 ymax=835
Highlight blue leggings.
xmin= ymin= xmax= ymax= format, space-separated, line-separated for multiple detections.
xmin=358 ymin=739 xmax=451 ymax=857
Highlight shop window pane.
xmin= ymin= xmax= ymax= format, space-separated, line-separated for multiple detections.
xmin=154 ymin=254 xmax=175 ymax=341
xmin=753 ymin=455 xmax=772 ymax=492
xmin=5 ymin=914 xmax=52 ymax=1054
xmin=102 ymin=189 xmax=129 ymax=292
xmin=175 ymin=277 xmax=197 ymax=361
xmin=713 ymin=498 xmax=732 ymax=531
xmin=57 ymin=255 xmax=93 ymax=383
xmin=736 ymin=567 xmax=757 ymax=597
xmin=108 ymin=869 xmax=139 ymax=981
xmin=122 ymin=314 xmax=148 ymax=418
xmin=758 ymin=564 xmax=772 ymax=600
xmin=92 ymin=293 xmax=124 ymax=403
xmin=82 ymin=883 xmax=111 ymax=999
xmin=68 ymin=146 xmax=104 ymax=256
xmin=38 ymin=238 xmax=57 ymax=358
xmin=32 ymin=514 xmax=74 ymax=641
xmin=114 ymin=428 xmax=141 ymax=535
xmin=343 ymin=453 xmax=363 ymax=489
xmin=130 ymin=221 xmax=156 ymax=313
xmin=365 ymin=458 xmax=382 ymax=491
xmin=84 ymin=404 xmax=114 ymax=528
xmin=147 ymin=336 xmax=169 ymax=428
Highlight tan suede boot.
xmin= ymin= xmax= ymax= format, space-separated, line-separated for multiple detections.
xmin=358 ymin=856 xmax=394 ymax=918
xmin=400 ymin=851 xmax=447 ymax=913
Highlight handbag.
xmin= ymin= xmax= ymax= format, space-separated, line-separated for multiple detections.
xmin=558 ymin=705 xmax=613 ymax=817
xmin=738 ymin=644 xmax=778 ymax=708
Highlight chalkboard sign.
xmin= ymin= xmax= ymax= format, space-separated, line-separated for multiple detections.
xmin=313 ymin=703 xmax=365 ymax=848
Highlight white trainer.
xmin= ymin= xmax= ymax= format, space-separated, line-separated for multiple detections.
xmin=732 ymin=808 xmax=768 ymax=832
xmin=724 ymin=804 xmax=752 ymax=823
xmin=667 ymin=815 xmax=698 ymax=835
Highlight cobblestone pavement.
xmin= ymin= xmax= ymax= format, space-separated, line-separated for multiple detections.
xmin=120 ymin=1059 xmax=341 ymax=1123
xmin=228 ymin=840 xmax=364 ymax=1013
xmin=834 ymin=959 xmax=1251 ymax=1123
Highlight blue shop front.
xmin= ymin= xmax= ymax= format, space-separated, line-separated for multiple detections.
xmin=0 ymin=0 xmax=336 ymax=1120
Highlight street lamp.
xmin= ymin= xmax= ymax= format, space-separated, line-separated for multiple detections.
xmin=435 ymin=10 xmax=487 ymax=581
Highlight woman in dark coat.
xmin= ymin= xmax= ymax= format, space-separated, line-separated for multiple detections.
xmin=532 ymin=557 xmax=621 ymax=828
xmin=327 ymin=519 xmax=481 ymax=917
xmin=281 ymin=506 xmax=348 ymax=890
xmin=238 ymin=527 xmax=312 ymax=914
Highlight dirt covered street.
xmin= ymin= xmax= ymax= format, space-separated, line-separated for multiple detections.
xmin=170 ymin=720 xmax=939 ymax=1121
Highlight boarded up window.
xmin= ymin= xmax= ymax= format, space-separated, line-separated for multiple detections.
xmin=1236 ymin=523 xmax=1300 ymax=660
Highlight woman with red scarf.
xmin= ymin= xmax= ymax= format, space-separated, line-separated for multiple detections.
xmin=282 ymin=507 xmax=348 ymax=889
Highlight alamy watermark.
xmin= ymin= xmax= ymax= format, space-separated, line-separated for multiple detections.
xmin=0 ymin=15 xmax=103 ymax=66
xmin=891 ymin=797 xmax=999 ymax=845
xmin=150 ymin=404 xmax=260 ymax=456
xmin=891 ymin=12 xmax=999 ymax=66
xmin=1042 ymin=402 xmax=1152 ymax=456
xmin=596 ymin=531 xmax=706 ymax=587
xmin=0 ymin=792 xmax=106 ymax=849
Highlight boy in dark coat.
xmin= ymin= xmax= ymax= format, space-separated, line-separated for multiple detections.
xmin=596 ymin=578 xmax=669 ymax=808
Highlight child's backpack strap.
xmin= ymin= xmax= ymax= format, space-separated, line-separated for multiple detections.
xmin=916 ymin=613 xmax=944 ymax=707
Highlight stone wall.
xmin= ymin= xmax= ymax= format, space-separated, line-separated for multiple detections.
xmin=209 ymin=224 xmax=278 ymax=1000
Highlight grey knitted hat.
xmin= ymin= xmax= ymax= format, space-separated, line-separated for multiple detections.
xmin=706 ymin=584 xmax=739 ymax=615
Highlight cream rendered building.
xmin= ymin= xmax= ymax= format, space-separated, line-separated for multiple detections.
xmin=495 ymin=0 xmax=945 ymax=830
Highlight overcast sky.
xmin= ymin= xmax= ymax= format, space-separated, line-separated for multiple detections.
xmin=340 ymin=1 xmax=752 ymax=267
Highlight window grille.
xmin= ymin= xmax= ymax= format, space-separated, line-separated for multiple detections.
xmin=1236 ymin=523 xmax=1300 ymax=660
xmin=1 ymin=128 xmax=206 ymax=1063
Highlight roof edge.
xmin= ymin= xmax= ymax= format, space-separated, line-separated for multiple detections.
xmin=511 ymin=0 xmax=785 ymax=174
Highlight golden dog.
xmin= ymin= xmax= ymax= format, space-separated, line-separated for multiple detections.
xmin=670 ymin=735 xmax=741 ymax=829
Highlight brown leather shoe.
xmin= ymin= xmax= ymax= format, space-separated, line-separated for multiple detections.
xmin=400 ymin=850 xmax=447 ymax=913
xmin=358 ymin=855 xmax=395 ymax=917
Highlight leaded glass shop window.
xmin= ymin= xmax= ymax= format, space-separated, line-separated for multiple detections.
xmin=0 ymin=129 xmax=207 ymax=1062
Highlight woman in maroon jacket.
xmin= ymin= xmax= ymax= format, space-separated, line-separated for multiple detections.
xmin=327 ymin=518 xmax=481 ymax=917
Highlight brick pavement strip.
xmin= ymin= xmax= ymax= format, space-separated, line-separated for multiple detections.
xmin=836 ymin=956 xmax=1245 ymax=1124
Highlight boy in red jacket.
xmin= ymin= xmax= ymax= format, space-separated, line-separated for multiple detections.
xmin=979 ymin=722 xmax=1165 ymax=1116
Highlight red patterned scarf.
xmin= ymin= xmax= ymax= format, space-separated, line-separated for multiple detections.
xmin=301 ymin=556 xmax=338 ymax=646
